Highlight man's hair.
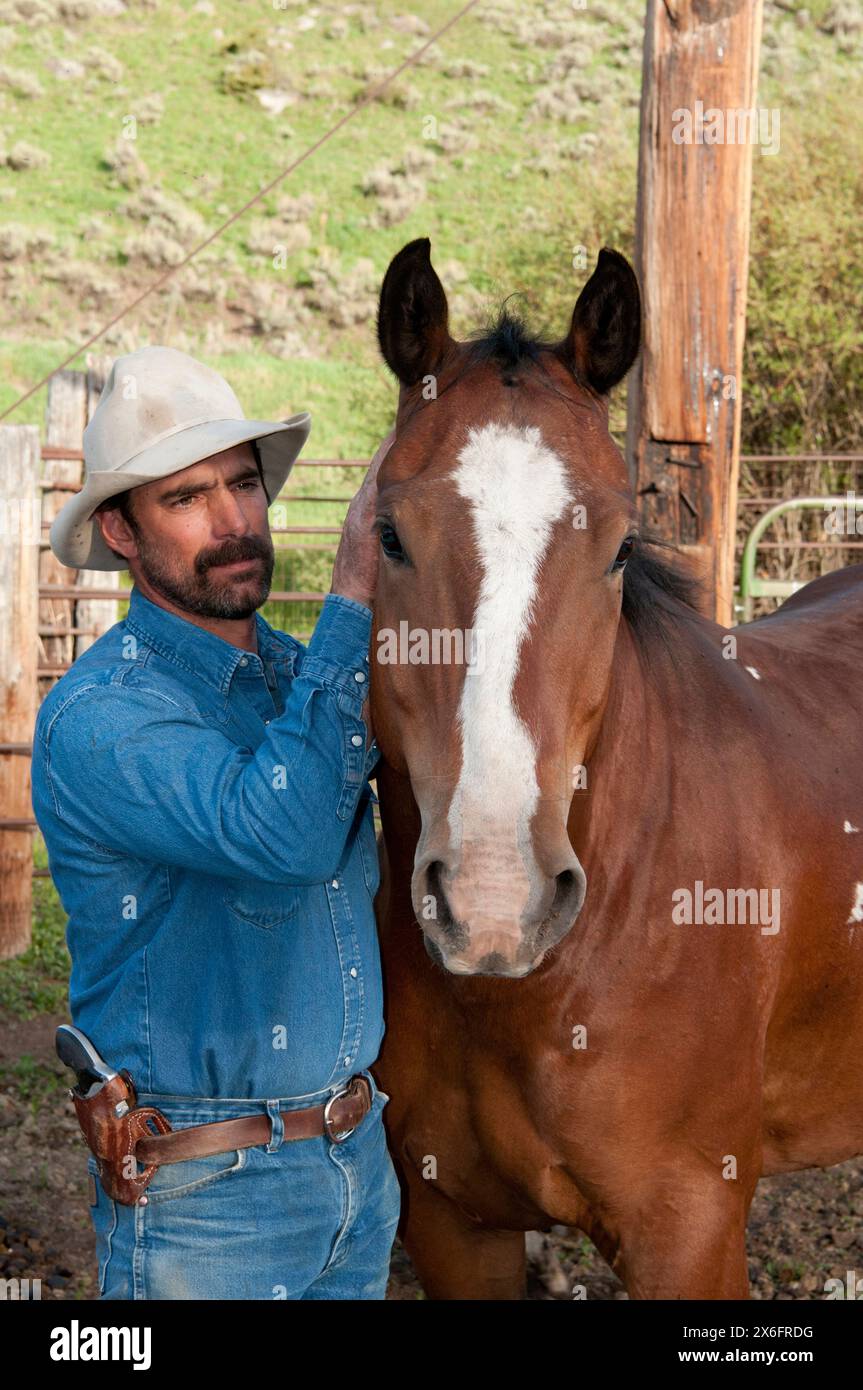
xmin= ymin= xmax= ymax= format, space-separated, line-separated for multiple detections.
xmin=95 ymin=442 xmax=269 ymax=564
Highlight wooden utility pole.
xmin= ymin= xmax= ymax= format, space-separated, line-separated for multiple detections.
xmin=626 ymin=0 xmax=764 ymax=626
xmin=0 ymin=426 xmax=40 ymax=957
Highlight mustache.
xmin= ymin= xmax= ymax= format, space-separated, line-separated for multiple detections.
xmin=196 ymin=536 xmax=271 ymax=575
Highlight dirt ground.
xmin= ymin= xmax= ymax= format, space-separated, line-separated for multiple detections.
xmin=1 ymin=1009 xmax=860 ymax=1301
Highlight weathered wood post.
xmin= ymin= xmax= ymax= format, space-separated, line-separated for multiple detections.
xmin=0 ymin=426 xmax=40 ymax=957
xmin=75 ymin=355 xmax=120 ymax=657
xmin=39 ymin=371 xmax=87 ymax=692
xmin=626 ymin=0 xmax=764 ymax=626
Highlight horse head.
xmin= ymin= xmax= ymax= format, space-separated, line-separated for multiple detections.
xmin=371 ymin=237 xmax=641 ymax=978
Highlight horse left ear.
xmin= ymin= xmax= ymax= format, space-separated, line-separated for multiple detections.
xmin=560 ymin=248 xmax=641 ymax=395
xmin=377 ymin=237 xmax=455 ymax=387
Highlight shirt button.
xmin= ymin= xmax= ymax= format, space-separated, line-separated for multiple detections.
xmin=332 ymin=879 xmax=339 ymax=889
xmin=354 ymin=670 xmax=366 ymax=683
xmin=343 ymin=1057 xmax=351 ymax=1067
xmin=264 ymin=718 xmax=270 ymax=725
xmin=239 ymin=656 xmax=248 ymax=666
xmin=351 ymin=734 xmax=363 ymax=747
xmin=350 ymin=966 xmax=358 ymax=978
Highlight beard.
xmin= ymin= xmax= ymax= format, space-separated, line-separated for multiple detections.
xmin=132 ymin=528 xmax=275 ymax=619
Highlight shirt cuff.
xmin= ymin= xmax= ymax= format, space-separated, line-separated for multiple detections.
xmin=300 ymin=593 xmax=372 ymax=704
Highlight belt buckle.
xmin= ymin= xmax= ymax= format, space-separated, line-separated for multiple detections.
xmin=322 ymin=1077 xmax=366 ymax=1144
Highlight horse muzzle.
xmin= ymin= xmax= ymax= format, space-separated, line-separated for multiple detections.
xmin=411 ymin=853 xmax=587 ymax=978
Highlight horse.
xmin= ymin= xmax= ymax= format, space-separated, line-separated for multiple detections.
xmin=367 ymin=236 xmax=863 ymax=1299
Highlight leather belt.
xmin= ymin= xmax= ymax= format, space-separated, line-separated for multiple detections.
xmin=136 ymin=1075 xmax=373 ymax=1165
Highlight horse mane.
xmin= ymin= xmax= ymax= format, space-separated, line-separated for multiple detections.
xmin=461 ymin=300 xmax=560 ymax=377
xmin=622 ymin=541 xmax=704 ymax=647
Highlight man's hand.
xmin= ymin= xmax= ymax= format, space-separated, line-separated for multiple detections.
xmin=331 ymin=428 xmax=396 ymax=611
xmin=331 ymin=429 xmax=397 ymax=749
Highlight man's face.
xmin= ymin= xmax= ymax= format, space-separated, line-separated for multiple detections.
xmin=99 ymin=442 xmax=275 ymax=620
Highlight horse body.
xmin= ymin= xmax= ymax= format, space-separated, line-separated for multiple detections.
xmin=369 ymin=239 xmax=863 ymax=1298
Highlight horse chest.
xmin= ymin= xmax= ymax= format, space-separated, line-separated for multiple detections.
xmin=394 ymin=1057 xmax=596 ymax=1231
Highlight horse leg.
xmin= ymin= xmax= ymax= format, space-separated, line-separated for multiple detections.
xmin=600 ymin=1172 xmax=754 ymax=1299
xmin=399 ymin=1163 xmax=526 ymax=1300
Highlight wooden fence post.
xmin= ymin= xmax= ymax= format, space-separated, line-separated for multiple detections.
xmin=626 ymin=0 xmax=764 ymax=626
xmin=0 ymin=426 xmax=40 ymax=958
xmin=75 ymin=355 xmax=119 ymax=657
xmin=39 ymin=371 xmax=87 ymax=694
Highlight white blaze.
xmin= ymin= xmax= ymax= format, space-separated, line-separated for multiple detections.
xmin=446 ymin=422 xmax=574 ymax=925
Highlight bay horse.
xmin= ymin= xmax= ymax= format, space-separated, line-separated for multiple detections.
xmin=369 ymin=236 xmax=863 ymax=1299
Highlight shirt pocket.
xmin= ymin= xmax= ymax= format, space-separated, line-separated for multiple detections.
xmin=358 ymin=801 xmax=381 ymax=900
xmin=222 ymin=880 xmax=302 ymax=929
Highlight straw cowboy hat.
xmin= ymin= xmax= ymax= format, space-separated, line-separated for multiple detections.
xmin=50 ymin=346 xmax=312 ymax=570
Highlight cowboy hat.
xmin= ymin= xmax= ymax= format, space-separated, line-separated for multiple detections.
xmin=50 ymin=345 xmax=312 ymax=570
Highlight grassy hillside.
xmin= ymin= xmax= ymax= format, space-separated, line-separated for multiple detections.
xmin=0 ymin=0 xmax=860 ymax=627
xmin=0 ymin=0 xmax=857 ymax=440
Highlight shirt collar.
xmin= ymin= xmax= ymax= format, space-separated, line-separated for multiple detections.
xmin=124 ymin=585 xmax=298 ymax=696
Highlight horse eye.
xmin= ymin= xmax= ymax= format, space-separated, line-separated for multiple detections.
xmin=612 ymin=536 xmax=636 ymax=571
xmin=379 ymin=523 xmax=405 ymax=562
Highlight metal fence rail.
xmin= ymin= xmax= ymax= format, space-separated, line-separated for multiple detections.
xmin=738 ymin=496 xmax=863 ymax=621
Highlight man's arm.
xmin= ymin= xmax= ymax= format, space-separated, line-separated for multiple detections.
xmin=35 ymin=594 xmax=373 ymax=885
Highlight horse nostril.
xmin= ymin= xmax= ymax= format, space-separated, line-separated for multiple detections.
xmin=536 ymin=863 xmax=587 ymax=948
xmin=424 ymin=861 xmax=454 ymax=931
xmin=553 ymin=868 xmax=578 ymax=906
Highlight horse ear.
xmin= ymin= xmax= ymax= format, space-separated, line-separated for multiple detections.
xmin=377 ymin=237 xmax=455 ymax=387
xmin=560 ymin=248 xmax=641 ymax=395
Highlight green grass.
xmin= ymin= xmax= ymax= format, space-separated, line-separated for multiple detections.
xmin=1 ymin=1054 xmax=68 ymax=1114
xmin=1 ymin=1 xmax=856 ymax=450
xmin=1 ymin=1 xmax=859 ymax=452
xmin=0 ymin=0 xmax=643 ymax=422
xmin=0 ymin=838 xmax=70 ymax=1019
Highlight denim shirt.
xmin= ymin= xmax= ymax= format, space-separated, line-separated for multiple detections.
xmin=31 ymin=586 xmax=383 ymax=1100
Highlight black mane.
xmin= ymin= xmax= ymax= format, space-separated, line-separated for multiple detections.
xmin=461 ymin=301 xmax=560 ymax=379
xmin=622 ymin=541 xmax=703 ymax=646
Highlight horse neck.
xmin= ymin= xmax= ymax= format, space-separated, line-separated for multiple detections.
xmin=572 ymin=600 xmax=726 ymax=858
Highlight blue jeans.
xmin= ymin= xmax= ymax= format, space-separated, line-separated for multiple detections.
xmin=86 ymin=1072 xmax=401 ymax=1300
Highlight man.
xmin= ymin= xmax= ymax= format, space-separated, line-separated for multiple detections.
xmin=31 ymin=345 xmax=400 ymax=1300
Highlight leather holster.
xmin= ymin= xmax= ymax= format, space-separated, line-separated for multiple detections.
xmin=72 ymin=1071 xmax=173 ymax=1206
